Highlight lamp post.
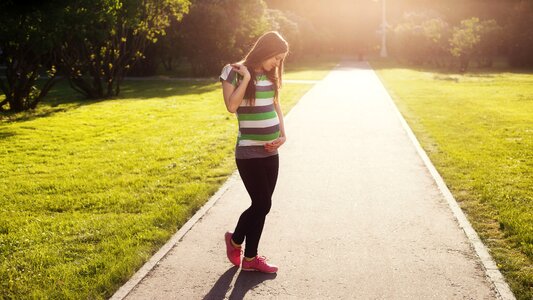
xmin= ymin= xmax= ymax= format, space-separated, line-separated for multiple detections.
xmin=380 ymin=0 xmax=388 ymax=58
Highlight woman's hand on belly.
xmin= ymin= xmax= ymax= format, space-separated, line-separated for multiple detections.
xmin=264 ymin=136 xmax=286 ymax=152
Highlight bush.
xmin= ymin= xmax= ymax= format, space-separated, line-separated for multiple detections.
xmin=266 ymin=9 xmax=301 ymax=60
xmin=449 ymin=17 xmax=503 ymax=72
xmin=506 ymin=4 xmax=533 ymax=68
xmin=177 ymin=0 xmax=269 ymax=76
xmin=391 ymin=11 xmax=450 ymax=66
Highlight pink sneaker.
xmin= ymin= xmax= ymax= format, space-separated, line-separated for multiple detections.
xmin=225 ymin=232 xmax=242 ymax=266
xmin=241 ymin=256 xmax=278 ymax=273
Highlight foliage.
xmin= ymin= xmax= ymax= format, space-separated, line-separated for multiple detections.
xmin=475 ymin=19 xmax=504 ymax=67
xmin=136 ymin=16 xmax=185 ymax=75
xmin=422 ymin=18 xmax=452 ymax=65
xmin=266 ymin=0 xmax=381 ymax=55
xmin=266 ymin=9 xmax=301 ymax=59
xmin=284 ymin=12 xmax=329 ymax=57
xmin=0 ymin=1 xmax=64 ymax=112
xmin=142 ymin=0 xmax=306 ymax=76
xmin=392 ymin=11 xmax=450 ymax=66
xmin=59 ymin=0 xmax=190 ymax=98
xmin=126 ymin=43 xmax=160 ymax=76
xmin=175 ymin=0 xmax=237 ymax=76
xmin=176 ymin=0 xmax=269 ymax=76
xmin=449 ymin=17 xmax=503 ymax=71
xmin=449 ymin=18 xmax=483 ymax=71
xmin=506 ymin=2 xmax=533 ymax=68
xmin=391 ymin=13 xmax=503 ymax=71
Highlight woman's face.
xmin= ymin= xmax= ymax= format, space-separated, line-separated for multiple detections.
xmin=261 ymin=52 xmax=287 ymax=72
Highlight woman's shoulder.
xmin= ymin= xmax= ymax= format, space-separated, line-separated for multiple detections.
xmin=220 ymin=64 xmax=233 ymax=81
xmin=220 ymin=64 xmax=243 ymax=86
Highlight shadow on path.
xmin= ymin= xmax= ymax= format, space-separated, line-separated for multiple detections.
xmin=203 ymin=267 xmax=277 ymax=300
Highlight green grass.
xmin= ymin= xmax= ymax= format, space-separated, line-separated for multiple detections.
xmin=372 ymin=60 xmax=533 ymax=300
xmin=0 ymin=60 xmax=334 ymax=298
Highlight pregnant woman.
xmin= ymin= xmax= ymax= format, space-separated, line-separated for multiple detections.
xmin=220 ymin=31 xmax=289 ymax=273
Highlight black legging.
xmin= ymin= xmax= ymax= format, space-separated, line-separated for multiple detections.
xmin=232 ymin=154 xmax=279 ymax=258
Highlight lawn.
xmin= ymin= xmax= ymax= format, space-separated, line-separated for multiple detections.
xmin=0 ymin=61 xmax=331 ymax=298
xmin=372 ymin=60 xmax=533 ymax=300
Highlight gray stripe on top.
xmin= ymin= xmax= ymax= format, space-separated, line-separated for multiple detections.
xmin=235 ymin=145 xmax=278 ymax=159
xmin=227 ymin=69 xmax=237 ymax=85
xmin=256 ymin=85 xmax=274 ymax=91
xmin=239 ymin=124 xmax=280 ymax=135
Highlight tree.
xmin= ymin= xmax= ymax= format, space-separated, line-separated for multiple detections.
xmin=59 ymin=0 xmax=190 ymax=99
xmin=266 ymin=9 xmax=301 ymax=59
xmin=178 ymin=0 xmax=269 ymax=76
xmin=450 ymin=17 xmax=502 ymax=71
xmin=391 ymin=11 xmax=450 ymax=65
xmin=450 ymin=17 xmax=482 ymax=71
xmin=0 ymin=1 xmax=64 ymax=112
xmin=422 ymin=18 xmax=451 ymax=66
xmin=506 ymin=2 xmax=533 ymax=67
xmin=177 ymin=1 xmax=237 ymax=76
xmin=476 ymin=19 xmax=503 ymax=67
xmin=153 ymin=16 xmax=186 ymax=73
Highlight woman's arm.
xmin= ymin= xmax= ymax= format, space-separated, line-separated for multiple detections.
xmin=222 ymin=64 xmax=250 ymax=113
xmin=274 ymin=99 xmax=286 ymax=138
xmin=264 ymin=97 xmax=286 ymax=152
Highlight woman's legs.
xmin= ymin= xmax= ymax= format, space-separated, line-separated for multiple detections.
xmin=232 ymin=155 xmax=279 ymax=258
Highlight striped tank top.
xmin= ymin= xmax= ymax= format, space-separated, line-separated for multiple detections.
xmin=220 ymin=64 xmax=280 ymax=159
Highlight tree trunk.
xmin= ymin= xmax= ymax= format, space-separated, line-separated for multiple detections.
xmin=0 ymin=46 xmax=56 ymax=112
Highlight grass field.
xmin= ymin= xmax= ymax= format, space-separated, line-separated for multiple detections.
xmin=372 ymin=60 xmax=533 ymax=300
xmin=0 ymin=61 xmax=328 ymax=298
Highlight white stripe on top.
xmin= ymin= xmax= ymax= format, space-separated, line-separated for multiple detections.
xmin=239 ymin=98 xmax=274 ymax=107
xmin=220 ymin=65 xmax=232 ymax=81
xmin=238 ymin=116 xmax=279 ymax=128
xmin=256 ymin=80 xmax=273 ymax=87
xmin=238 ymin=139 xmax=277 ymax=146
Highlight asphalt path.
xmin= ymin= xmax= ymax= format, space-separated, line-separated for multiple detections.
xmin=115 ymin=61 xmax=508 ymax=299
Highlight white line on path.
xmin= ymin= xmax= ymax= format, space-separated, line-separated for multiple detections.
xmin=109 ymin=173 xmax=239 ymax=300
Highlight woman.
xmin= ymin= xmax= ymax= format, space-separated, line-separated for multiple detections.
xmin=220 ymin=31 xmax=289 ymax=273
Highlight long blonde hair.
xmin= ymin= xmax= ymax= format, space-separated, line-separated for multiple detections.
xmin=240 ymin=31 xmax=289 ymax=105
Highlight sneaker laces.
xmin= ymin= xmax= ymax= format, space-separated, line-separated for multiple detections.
xmin=256 ymin=256 xmax=267 ymax=263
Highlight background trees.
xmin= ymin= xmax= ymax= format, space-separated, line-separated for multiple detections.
xmin=175 ymin=0 xmax=269 ymax=76
xmin=0 ymin=0 xmax=190 ymax=112
xmin=59 ymin=0 xmax=190 ymax=98
xmin=0 ymin=1 xmax=66 ymax=112
xmin=391 ymin=11 xmax=450 ymax=66
xmin=449 ymin=18 xmax=503 ymax=71
xmin=506 ymin=2 xmax=533 ymax=67
xmin=2 ymin=0 xmax=533 ymax=112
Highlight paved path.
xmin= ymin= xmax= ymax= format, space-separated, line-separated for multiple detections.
xmin=119 ymin=61 xmax=503 ymax=299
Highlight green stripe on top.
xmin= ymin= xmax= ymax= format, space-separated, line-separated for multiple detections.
xmin=257 ymin=74 xmax=267 ymax=81
xmin=237 ymin=111 xmax=277 ymax=121
xmin=240 ymin=131 xmax=280 ymax=141
xmin=256 ymin=90 xmax=275 ymax=99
